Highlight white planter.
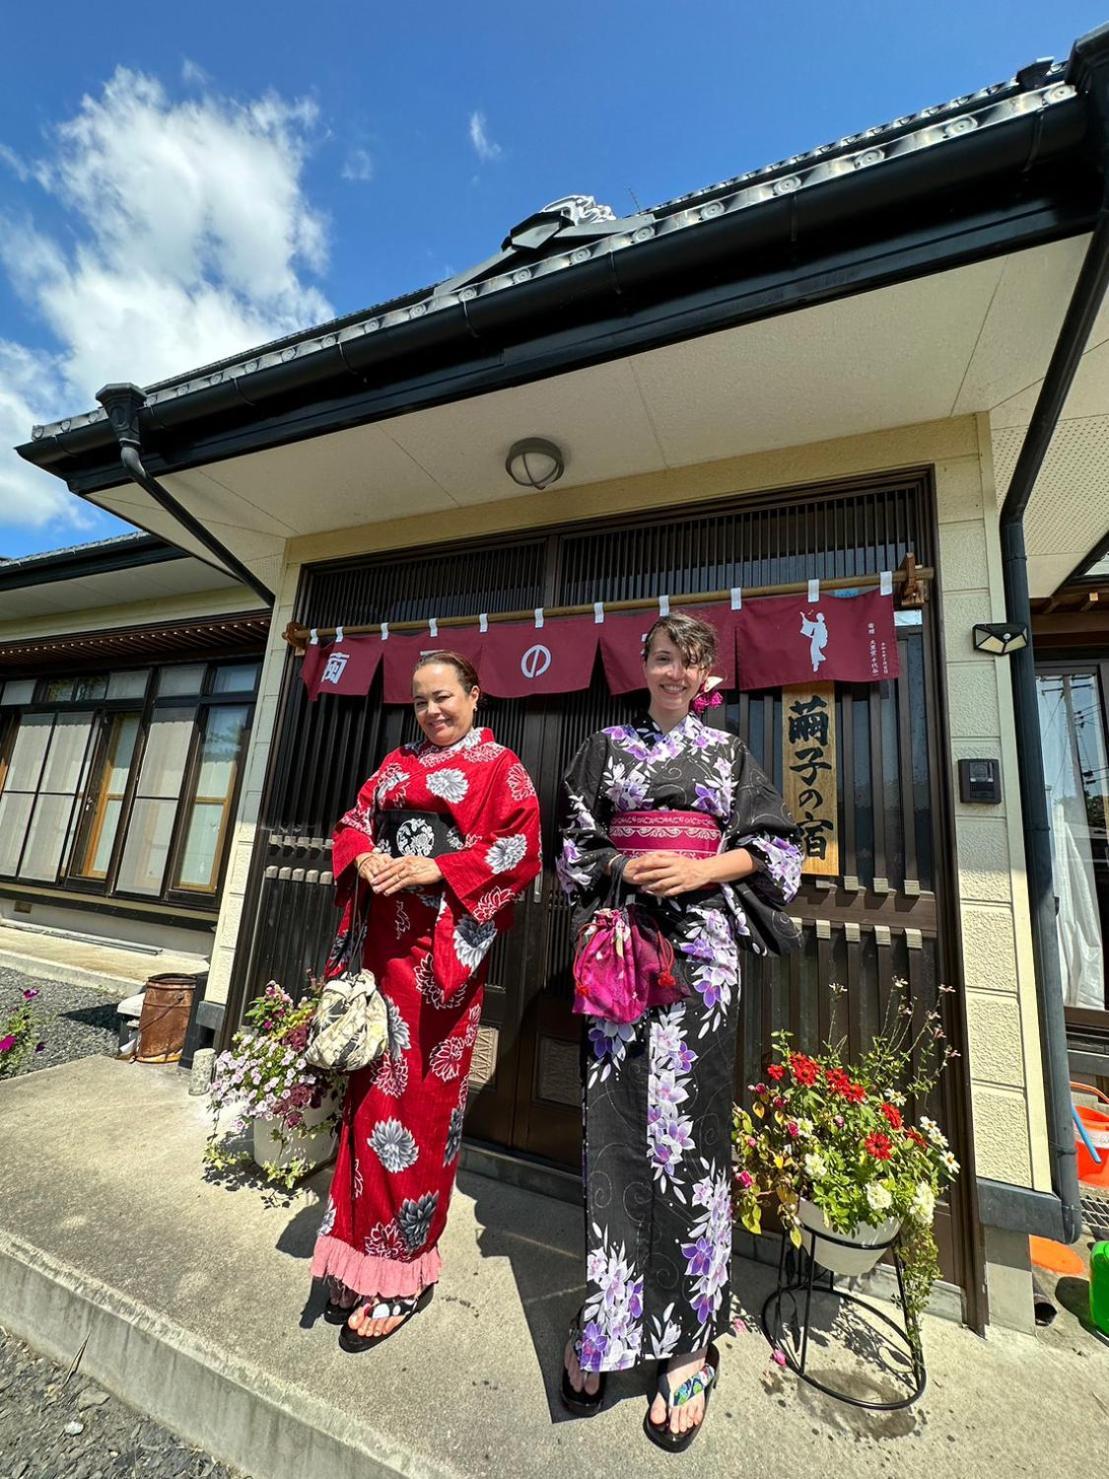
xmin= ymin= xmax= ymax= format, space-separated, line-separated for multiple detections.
xmin=252 ymin=1096 xmax=337 ymax=1177
xmin=798 ymin=1197 xmax=901 ymax=1277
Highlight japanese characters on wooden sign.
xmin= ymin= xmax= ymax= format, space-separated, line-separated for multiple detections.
xmin=782 ymin=683 xmax=839 ymax=877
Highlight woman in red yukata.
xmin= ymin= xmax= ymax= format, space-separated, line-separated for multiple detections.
xmin=311 ymin=651 xmax=541 ymax=1351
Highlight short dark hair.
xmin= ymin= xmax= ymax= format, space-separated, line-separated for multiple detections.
xmin=642 ymin=612 xmax=717 ymax=669
xmin=412 ymin=649 xmax=480 ymax=694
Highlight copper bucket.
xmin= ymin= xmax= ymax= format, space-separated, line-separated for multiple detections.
xmin=135 ymin=974 xmax=198 ymax=1064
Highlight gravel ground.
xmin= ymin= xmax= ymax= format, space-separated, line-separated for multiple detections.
xmin=0 ymin=1326 xmax=244 ymax=1479
xmin=0 ymin=968 xmax=120 ymax=1078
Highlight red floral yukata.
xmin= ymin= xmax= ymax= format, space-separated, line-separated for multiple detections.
xmin=311 ymin=727 xmax=541 ymax=1300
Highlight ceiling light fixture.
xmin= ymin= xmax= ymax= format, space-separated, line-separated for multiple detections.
xmin=505 ymin=438 xmax=565 ymax=490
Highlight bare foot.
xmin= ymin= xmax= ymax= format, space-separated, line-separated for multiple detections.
xmin=347 ymin=1299 xmax=410 ymax=1340
xmin=648 ymin=1348 xmax=709 ymax=1438
xmin=564 ymin=1338 xmax=601 ymax=1398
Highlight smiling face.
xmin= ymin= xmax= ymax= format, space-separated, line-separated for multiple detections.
xmin=643 ymin=628 xmax=708 ymax=724
xmin=412 ymin=660 xmax=480 ymax=747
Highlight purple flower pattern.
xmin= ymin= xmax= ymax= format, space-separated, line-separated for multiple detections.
xmin=680 ymin=1160 xmax=733 ymax=1334
xmin=580 ymin=1225 xmax=645 ymax=1373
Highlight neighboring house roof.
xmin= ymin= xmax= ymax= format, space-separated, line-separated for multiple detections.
xmin=16 ymin=47 xmax=1098 ymax=496
xmin=0 ymin=531 xmax=254 ymax=628
xmin=0 ymin=532 xmax=181 ymax=590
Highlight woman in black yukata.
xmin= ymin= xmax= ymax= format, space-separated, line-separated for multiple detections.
xmin=556 ymin=611 xmax=803 ymax=1451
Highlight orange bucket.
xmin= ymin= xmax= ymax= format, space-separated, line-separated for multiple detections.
xmin=1073 ymin=1082 xmax=1109 ymax=1187
xmin=1077 ymin=1106 xmax=1109 ymax=1184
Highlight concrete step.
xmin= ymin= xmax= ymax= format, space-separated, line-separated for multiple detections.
xmin=1 ymin=1059 xmax=1107 ymax=1479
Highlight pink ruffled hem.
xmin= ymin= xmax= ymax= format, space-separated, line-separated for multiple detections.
xmin=311 ymin=1233 xmax=442 ymax=1299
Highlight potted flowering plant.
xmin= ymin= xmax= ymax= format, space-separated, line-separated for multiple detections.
xmin=205 ymin=982 xmax=340 ymax=1191
xmin=0 ymin=987 xmax=46 ymax=1079
xmin=733 ymin=979 xmax=960 ymax=1336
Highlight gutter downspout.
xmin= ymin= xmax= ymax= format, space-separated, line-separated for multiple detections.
xmin=95 ymin=382 xmax=275 ymax=608
xmin=993 ymin=24 xmax=1109 ymax=1245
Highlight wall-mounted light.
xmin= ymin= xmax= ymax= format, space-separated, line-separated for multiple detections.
xmin=505 ymin=438 xmax=565 ymax=490
xmin=973 ymin=622 xmax=1028 ymax=655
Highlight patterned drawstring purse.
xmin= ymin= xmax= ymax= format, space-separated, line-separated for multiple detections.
xmin=571 ymin=864 xmax=686 ymax=1023
xmin=305 ymin=888 xmax=389 ymax=1073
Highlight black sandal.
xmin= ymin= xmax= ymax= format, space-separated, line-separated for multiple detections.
xmin=643 ymin=1344 xmax=720 ymax=1452
xmin=337 ymin=1286 xmax=434 ymax=1353
xmin=323 ymin=1278 xmax=358 ymax=1325
xmin=559 ymin=1331 xmax=607 ymax=1415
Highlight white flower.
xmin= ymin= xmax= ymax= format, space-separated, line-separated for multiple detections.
xmin=803 ymin=1151 xmax=827 ymax=1180
xmin=795 ymin=1117 xmax=814 ymax=1138
xmin=368 ymin=1118 xmax=419 ymax=1173
xmin=384 ymin=997 xmax=410 ymax=1058
xmin=919 ymin=1115 xmax=948 ymax=1148
xmin=453 ymin=914 xmax=497 ymax=970
xmin=866 ymin=1181 xmax=894 ymax=1215
xmin=485 ymin=834 xmax=527 ymax=875
xmin=886 ymin=1090 xmax=906 ymax=1106
xmin=396 ymin=818 xmax=435 ymax=855
xmin=507 ymin=763 xmax=536 ymax=801
xmin=940 ymin=1150 xmax=960 ymax=1175
xmin=910 ymin=1182 xmax=936 ymax=1223
xmin=426 ymin=768 xmax=468 ymax=802
xmin=317 ymin=1196 xmax=337 ymax=1237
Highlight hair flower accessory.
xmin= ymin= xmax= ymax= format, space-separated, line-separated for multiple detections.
xmin=691 ymin=675 xmax=723 ymax=715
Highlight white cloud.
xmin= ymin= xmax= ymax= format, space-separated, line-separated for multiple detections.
xmin=0 ymin=341 xmax=93 ymax=530
xmin=341 ymin=146 xmax=374 ymax=183
xmin=468 ymin=111 xmax=502 ymax=163
xmin=0 ymin=143 xmax=29 ymax=182
xmin=0 ymin=66 xmax=333 ymax=534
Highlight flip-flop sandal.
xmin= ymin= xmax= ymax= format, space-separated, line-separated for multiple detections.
xmin=559 ymin=1331 xmax=607 ymax=1415
xmin=323 ymin=1281 xmax=358 ymax=1325
xmin=643 ymin=1344 xmax=720 ymax=1452
xmin=337 ymin=1286 xmax=433 ymax=1353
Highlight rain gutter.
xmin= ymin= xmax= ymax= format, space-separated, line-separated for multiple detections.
xmin=95 ymin=383 xmax=274 ymax=607
xmin=987 ymin=22 xmax=1109 ymax=1244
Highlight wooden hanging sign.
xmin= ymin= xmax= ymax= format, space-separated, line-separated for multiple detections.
xmin=782 ymin=683 xmax=839 ymax=877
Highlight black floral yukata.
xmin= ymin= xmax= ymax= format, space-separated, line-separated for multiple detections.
xmin=557 ymin=712 xmax=803 ymax=1372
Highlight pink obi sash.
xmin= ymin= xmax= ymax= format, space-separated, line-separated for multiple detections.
xmin=609 ymin=809 xmax=721 ymax=859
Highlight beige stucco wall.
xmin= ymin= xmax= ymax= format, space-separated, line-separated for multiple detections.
xmin=204 ymin=413 xmax=1050 ymax=1194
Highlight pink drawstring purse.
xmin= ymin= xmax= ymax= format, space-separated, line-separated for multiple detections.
xmin=571 ymin=903 xmax=685 ymax=1023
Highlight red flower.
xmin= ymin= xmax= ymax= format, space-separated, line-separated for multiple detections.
xmin=880 ymin=1103 xmax=903 ymax=1130
xmin=767 ymin=1063 xmax=787 ymax=1082
xmin=905 ymin=1128 xmax=927 ymax=1149
xmin=865 ymin=1131 xmax=893 ymax=1161
xmin=844 ymin=1082 xmax=867 ymax=1104
xmin=789 ymin=1053 xmax=820 ymax=1087
xmin=825 ymin=1067 xmax=851 ymax=1095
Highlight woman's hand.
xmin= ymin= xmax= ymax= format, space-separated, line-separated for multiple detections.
xmin=623 ymin=847 xmax=757 ymax=896
xmin=370 ymin=855 xmax=444 ymax=896
xmin=624 ymin=852 xmax=709 ymax=897
xmin=355 ymin=851 xmax=389 ymax=884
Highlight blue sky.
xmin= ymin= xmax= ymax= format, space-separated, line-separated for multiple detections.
xmin=0 ymin=0 xmax=1104 ymax=558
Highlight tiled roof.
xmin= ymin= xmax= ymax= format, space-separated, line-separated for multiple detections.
xmin=28 ymin=61 xmax=1073 ymax=444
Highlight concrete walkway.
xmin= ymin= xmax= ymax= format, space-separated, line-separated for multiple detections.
xmin=0 ymin=1058 xmax=1106 ymax=1479
xmin=0 ymin=920 xmax=208 ymax=994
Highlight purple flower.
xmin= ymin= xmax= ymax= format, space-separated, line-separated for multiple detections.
xmin=694 ymin=1293 xmax=716 ymax=1325
xmin=0 ymin=1035 xmax=15 ymax=1053
xmin=21 ymin=988 xmax=39 ymax=1001
xmin=682 ymin=1236 xmax=714 ymax=1278
xmin=579 ymin=1321 xmax=609 ymax=1367
xmin=34 ymin=1042 xmax=45 ymax=1053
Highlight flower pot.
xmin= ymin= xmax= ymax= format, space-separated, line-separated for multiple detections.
xmin=251 ymin=1096 xmax=337 ymax=1177
xmin=798 ymin=1197 xmax=901 ymax=1277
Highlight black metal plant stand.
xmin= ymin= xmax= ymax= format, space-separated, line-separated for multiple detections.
xmin=760 ymin=1225 xmax=927 ymax=1411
